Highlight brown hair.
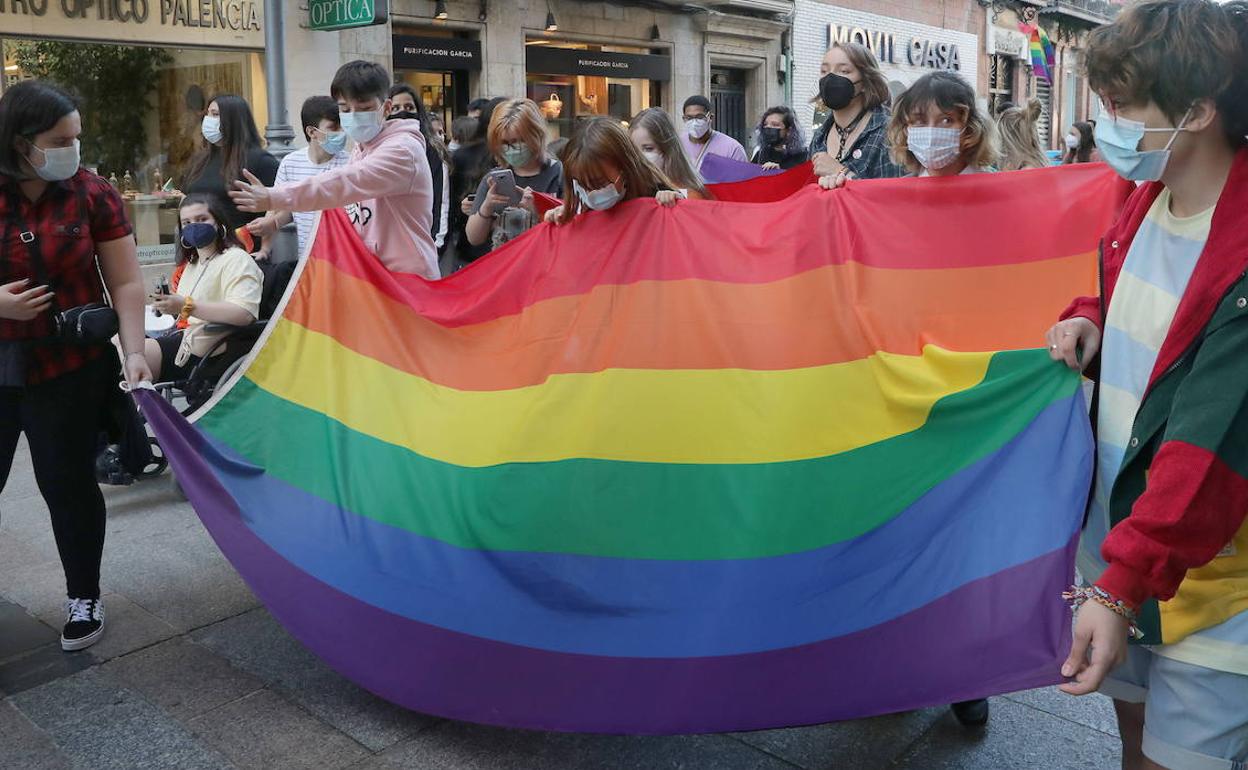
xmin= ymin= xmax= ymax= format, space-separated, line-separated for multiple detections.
xmin=1063 ymin=121 xmax=1095 ymax=164
xmin=487 ymin=98 xmax=548 ymax=168
xmin=887 ymin=71 xmax=998 ymax=173
xmin=629 ymin=107 xmax=707 ymax=198
xmin=997 ymin=99 xmax=1050 ymax=171
xmin=1086 ymin=0 xmax=1248 ymax=146
xmin=175 ymin=193 xmax=245 ymax=265
xmin=825 ymin=42 xmax=891 ymax=111
xmin=183 ymin=94 xmax=264 ymax=192
xmin=558 ymin=117 xmax=675 ymax=224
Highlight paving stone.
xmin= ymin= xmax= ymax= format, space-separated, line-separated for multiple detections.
xmin=888 ymin=696 xmax=1121 ymax=770
xmin=733 ymin=707 xmax=945 ymax=770
xmin=25 ymin=593 xmax=180 ymax=665
xmin=0 ymin=539 xmax=71 ymax=621
xmin=192 ymin=608 xmax=437 ymax=752
xmin=365 ymin=721 xmax=797 ymax=770
xmin=99 ymin=522 xmax=258 ymax=633
xmin=0 ymin=697 xmax=72 ymax=770
xmin=1001 ymin=687 xmax=1119 ymax=738
xmin=0 ymin=644 xmax=96 ymax=697
xmin=102 ymin=637 xmax=264 ymax=721
xmin=10 ymin=667 xmax=232 ymax=770
xmin=186 ymin=688 xmax=370 ymax=770
xmin=0 ymin=597 xmax=57 ymax=661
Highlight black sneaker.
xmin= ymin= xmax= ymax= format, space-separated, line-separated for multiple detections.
xmin=950 ymin=698 xmax=989 ymax=727
xmin=61 ymin=598 xmax=105 ymax=651
xmin=95 ymin=445 xmax=134 ymax=486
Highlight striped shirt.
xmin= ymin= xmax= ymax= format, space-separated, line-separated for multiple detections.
xmin=1085 ymin=189 xmax=1247 ymax=674
xmin=274 ymin=146 xmax=349 ymax=256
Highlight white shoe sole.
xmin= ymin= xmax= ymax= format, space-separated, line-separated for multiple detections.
xmin=61 ymin=624 xmax=104 ymax=652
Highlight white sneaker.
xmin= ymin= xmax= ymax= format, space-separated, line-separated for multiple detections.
xmin=61 ymin=597 xmax=105 ymax=651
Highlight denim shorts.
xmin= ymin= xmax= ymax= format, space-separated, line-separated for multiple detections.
xmin=1100 ymin=645 xmax=1248 ymax=770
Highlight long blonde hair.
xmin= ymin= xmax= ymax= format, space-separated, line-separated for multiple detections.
xmin=559 ymin=117 xmax=676 ymax=224
xmin=630 ymin=108 xmax=707 ymax=197
xmin=487 ymin=98 xmax=548 ymax=168
xmin=887 ymin=71 xmax=998 ymax=173
xmin=997 ymin=99 xmax=1049 ymax=170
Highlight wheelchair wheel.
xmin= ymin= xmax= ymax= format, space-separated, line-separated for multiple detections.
xmin=137 ymin=436 xmax=168 ymax=480
xmin=214 ymin=356 xmax=248 ymax=394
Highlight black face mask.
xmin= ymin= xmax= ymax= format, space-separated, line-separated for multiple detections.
xmin=819 ymin=72 xmax=859 ymax=111
xmin=760 ymin=127 xmax=784 ymax=146
xmin=388 ymin=110 xmax=420 ymax=121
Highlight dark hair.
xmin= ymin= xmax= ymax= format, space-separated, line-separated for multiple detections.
xmin=451 ymin=116 xmax=477 ymax=144
xmin=176 ymin=193 xmax=244 ymax=265
xmin=300 ymin=95 xmax=339 ymax=140
xmin=331 ymin=60 xmax=390 ymax=103
xmin=887 ymin=71 xmax=997 ymax=172
xmin=469 ymin=97 xmax=508 ymax=180
xmin=0 ymin=80 xmax=79 ymax=179
xmin=467 ymin=97 xmax=490 ymax=113
xmin=1064 ymin=121 xmax=1096 ymax=164
xmin=183 ymin=93 xmax=263 ymax=192
xmin=682 ymin=95 xmax=712 ymax=114
xmin=756 ymin=106 xmax=806 ymax=157
xmin=388 ymin=83 xmax=449 ymax=163
xmin=1086 ymin=0 xmax=1248 ymax=147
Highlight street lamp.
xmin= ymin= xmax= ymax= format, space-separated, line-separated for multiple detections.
xmin=434 ymin=0 xmax=448 ymax=19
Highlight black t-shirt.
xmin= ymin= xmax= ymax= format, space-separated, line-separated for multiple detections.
xmin=753 ymin=145 xmax=811 ymax=170
xmin=184 ymin=145 xmax=280 ymax=229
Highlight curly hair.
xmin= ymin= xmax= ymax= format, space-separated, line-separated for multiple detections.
xmin=1086 ymin=0 xmax=1248 ymax=147
xmin=887 ymin=72 xmax=998 ymax=173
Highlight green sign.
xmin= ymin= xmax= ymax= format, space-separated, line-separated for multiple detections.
xmin=308 ymin=0 xmax=388 ymax=31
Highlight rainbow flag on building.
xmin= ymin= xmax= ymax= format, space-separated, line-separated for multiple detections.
xmin=138 ymin=165 xmax=1128 ymax=734
xmin=1027 ymin=23 xmax=1057 ymax=83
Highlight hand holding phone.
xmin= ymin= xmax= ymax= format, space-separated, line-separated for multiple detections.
xmin=487 ymin=168 xmax=522 ymax=207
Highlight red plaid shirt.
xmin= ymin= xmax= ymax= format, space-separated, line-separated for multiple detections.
xmin=0 ymin=169 xmax=132 ymax=384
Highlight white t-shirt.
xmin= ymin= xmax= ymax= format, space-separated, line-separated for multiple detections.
xmin=176 ymin=246 xmax=264 ymax=364
xmin=274 ymin=146 xmax=349 ymax=256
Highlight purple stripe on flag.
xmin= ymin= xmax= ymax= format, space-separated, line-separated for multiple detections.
xmin=700 ymin=152 xmax=783 ymax=184
xmin=138 ymin=390 xmax=1074 ymax=734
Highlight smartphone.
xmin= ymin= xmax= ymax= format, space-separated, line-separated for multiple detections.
xmin=487 ymin=168 xmax=522 ymax=206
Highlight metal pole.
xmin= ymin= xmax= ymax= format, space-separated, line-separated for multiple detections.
xmin=263 ymin=0 xmax=295 ymax=159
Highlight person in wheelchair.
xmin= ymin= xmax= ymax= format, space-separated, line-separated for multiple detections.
xmin=144 ymin=194 xmax=263 ymax=383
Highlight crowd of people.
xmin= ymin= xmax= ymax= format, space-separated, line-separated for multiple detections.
xmin=0 ymin=0 xmax=1246 ymax=767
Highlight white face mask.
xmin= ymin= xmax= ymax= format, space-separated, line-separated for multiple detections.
xmin=1064 ymin=134 xmax=1079 ymax=150
xmin=907 ymin=126 xmax=963 ymax=171
xmin=573 ymin=179 xmax=624 ymax=211
xmin=201 ymin=115 xmax=223 ymax=145
xmin=684 ymin=117 xmax=710 ymax=139
xmin=28 ymin=139 xmax=81 ymax=182
xmin=642 ymin=150 xmax=663 ymax=167
xmin=340 ymin=109 xmax=385 ymax=145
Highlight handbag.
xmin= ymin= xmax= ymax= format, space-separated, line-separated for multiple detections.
xmin=10 ymin=189 xmax=118 ymax=345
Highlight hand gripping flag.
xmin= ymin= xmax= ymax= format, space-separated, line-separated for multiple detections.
xmin=136 ymin=164 xmax=1130 ymax=734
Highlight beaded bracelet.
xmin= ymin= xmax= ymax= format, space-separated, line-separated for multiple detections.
xmin=1062 ymin=585 xmax=1145 ymax=640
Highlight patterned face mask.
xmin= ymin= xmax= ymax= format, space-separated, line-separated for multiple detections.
xmin=906 ymin=126 xmax=963 ymax=171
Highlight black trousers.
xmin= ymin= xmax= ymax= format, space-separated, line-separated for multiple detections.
xmin=0 ymin=355 xmax=112 ymax=600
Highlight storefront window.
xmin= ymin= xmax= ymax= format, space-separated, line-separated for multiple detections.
xmin=2 ymin=40 xmax=266 ymax=264
xmin=525 ymin=41 xmax=668 ymax=139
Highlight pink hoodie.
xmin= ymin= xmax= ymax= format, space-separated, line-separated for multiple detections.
xmin=269 ymin=119 xmax=439 ymax=278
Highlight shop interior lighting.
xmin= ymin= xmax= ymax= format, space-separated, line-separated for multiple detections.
xmin=434 ymin=0 xmax=448 ymax=19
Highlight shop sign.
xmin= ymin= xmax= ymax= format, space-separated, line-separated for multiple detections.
xmin=309 ymin=0 xmax=387 ymax=31
xmin=987 ymin=26 xmax=1030 ymax=61
xmin=827 ymin=24 xmax=961 ymax=71
xmin=393 ymin=35 xmax=482 ymax=71
xmin=526 ymin=45 xmax=671 ymax=82
xmin=0 ymin=0 xmax=264 ymax=48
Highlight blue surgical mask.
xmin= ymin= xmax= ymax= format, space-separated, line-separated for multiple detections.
xmin=29 ymin=139 xmax=81 ymax=182
xmin=201 ymin=115 xmax=223 ymax=145
xmin=180 ymin=221 xmax=220 ymax=250
xmin=573 ymin=179 xmax=623 ymax=211
xmin=1094 ymin=110 xmax=1190 ymax=182
xmin=317 ymin=128 xmax=348 ymax=155
xmin=502 ymin=142 xmax=532 ymax=168
xmin=340 ymin=109 xmax=384 ymax=145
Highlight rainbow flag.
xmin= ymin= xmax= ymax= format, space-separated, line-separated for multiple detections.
xmin=1027 ymin=24 xmax=1057 ymax=83
xmin=137 ymin=165 xmax=1129 ymax=734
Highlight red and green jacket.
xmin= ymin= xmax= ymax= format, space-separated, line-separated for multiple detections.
xmin=1061 ymin=148 xmax=1248 ymax=645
